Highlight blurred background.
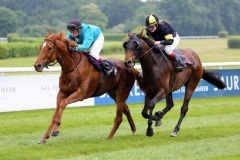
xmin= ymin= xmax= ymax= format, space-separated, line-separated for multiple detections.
xmin=0 ymin=0 xmax=240 ymax=37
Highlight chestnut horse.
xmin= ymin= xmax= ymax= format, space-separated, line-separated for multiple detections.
xmin=124 ymin=32 xmax=226 ymax=137
xmin=34 ymin=32 xmax=144 ymax=144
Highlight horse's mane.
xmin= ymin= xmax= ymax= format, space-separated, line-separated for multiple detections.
xmin=138 ymin=34 xmax=160 ymax=53
xmin=45 ymin=32 xmax=77 ymax=48
xmin=140 ymin=35 xmax=155 ymax=48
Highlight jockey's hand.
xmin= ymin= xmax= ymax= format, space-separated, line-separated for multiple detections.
xmin=68 ymin=46 xmax=77 ymax=52
xmin=154 ymin=41 xmax=161 ymax=45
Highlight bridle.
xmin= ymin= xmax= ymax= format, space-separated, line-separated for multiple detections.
xmin=124 ymin=35 xmax=155 ymax=69
xmin=43 ymin=38 xmax=61 ymax=68
xmin=43 ymin=37 xmax=81 ymax=73
xmin=125 ymin=34 xmax=155 ymax=59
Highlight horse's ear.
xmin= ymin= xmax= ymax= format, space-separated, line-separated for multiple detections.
xmin=57 ymin=32 xmax=65 ymax=40
xmin=128 ymin=31 xmax=132 ymax=37
xmin=139 ymin=29 xmax=144 ymax=37
xmin=123 ymin=42 xmax=128 ymax=50
xmin=46 ymin=32 xmax=51 ymax=38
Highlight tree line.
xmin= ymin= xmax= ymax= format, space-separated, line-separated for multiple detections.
xmin=0 ymin=0 xmax=239 ymax=37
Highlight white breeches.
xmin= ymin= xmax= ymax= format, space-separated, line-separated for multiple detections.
xmin=162 ymin=33 xmax=180 ymax=55
xmin=89 ymin=32 xmax=104 ymax=60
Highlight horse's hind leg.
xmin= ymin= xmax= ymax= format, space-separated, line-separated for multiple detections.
xmin=154 ymin=92 xmax=174 ymax=126
xmin=171 ymin=82 xmax=198 ymax=137
xmin=107 ymin=101 xmax=124 ymax=139
xmin=123 ymin=103 xmax=136 ymax=135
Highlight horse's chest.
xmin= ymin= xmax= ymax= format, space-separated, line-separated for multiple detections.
xmin=59 ymin=78 xmax=79 ymax=93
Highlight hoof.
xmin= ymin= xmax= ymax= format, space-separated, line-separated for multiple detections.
xmin=37 ymin=139 xmax=46 ymax=144
xmin=51 ymin=131 xmax=60 ymax=137
xmin=170 ymin=131 xmax=177 ymax=137
xmin=146 ymin=128 xmax=154 ymax=137
xmin=155 ymin=120 xmax=162 ymax=127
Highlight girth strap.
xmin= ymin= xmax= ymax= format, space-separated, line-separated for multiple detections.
xmin=92 ymin=71 xmax=104 ymax=97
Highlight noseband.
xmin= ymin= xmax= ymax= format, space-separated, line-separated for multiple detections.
xmin=43 ymin=38 xmax=60 ymax=68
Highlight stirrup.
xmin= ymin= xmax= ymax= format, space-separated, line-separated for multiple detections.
xmin=174 ymin=64 xmax=183 ymax=72
xmin=105 ymin=67 xmax=117 ymax=76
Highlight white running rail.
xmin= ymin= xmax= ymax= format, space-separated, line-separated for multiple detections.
xmin=0 ymin=62 xmax=240 ymax=73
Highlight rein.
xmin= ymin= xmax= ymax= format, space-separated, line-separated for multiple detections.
xmin=139 ymin=45 xmax=156 ymax=58
xmin=44 ymin=38 xmax=81 ymax=73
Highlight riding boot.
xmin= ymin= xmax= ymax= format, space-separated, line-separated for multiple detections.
xmin=171 ymin=55 xmax=183 ymax=72
xmin=100 ymin=60 xmax=117 ymax=76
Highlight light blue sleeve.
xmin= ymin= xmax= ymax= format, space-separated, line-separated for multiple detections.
xmin=66 ymin=32 xmax=74 ymax=40
xmin=76 ymin=28 xmax=94 ymax=51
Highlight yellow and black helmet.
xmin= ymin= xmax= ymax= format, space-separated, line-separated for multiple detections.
xmin=145 ymin=14 xmax=159 ymax=27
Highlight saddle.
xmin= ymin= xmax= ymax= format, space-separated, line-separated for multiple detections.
xmin=82 ymin=52 xmax=117 ymax=76
xmin=154 ymin=48 xmax=196 ymax=68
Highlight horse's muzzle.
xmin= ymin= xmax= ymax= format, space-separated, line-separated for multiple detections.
xmin=125 ymin=60 xmax=135 ymax=68
xmin=34 ymin=63 xmax=44 ymax=72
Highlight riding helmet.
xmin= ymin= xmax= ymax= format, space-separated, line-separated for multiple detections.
xmin=145 ymin=14 xmax=159 ymax=27
xmin=67 ymin=19 xmax=82 ymax=30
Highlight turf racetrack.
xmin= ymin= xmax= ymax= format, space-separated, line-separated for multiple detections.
xmin=0 ymin=96 xmax=239 ymax=160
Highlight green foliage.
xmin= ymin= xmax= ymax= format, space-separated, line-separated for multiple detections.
xmin=228 ymin=36 xmax=240 ymax=48
xmin=0 ymin=45 xmax=9 ymax=59
xmin=79 ymin=3 xmax=108 ymax=30
xmin=104 ymin=33 xmax=125 ymax=41
xmin=8 ymin=36 xmax=43 ymax=43
xmin=0 ymin=42 xmax=39 ymax=59
xmin=0 ymin=7 xmax=18 ymax=37
xmin=102 ymin=41 xmax=123 ymax=54
xmin=0 ymin=0 xmax=240 ymax=36
xmin=21 ymin=25 xmax=57 ymax=37
xmin=218 ymin=30 xmax=229 ymax=38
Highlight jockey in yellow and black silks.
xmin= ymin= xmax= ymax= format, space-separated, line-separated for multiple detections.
xmin=145 ymin=14 xmax=183 ymax=72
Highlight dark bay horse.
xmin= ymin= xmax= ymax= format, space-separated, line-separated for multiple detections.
xmin=34 ymin=32 xmax=144 ymax=144
xmin=124 ymin=32 xmax=226 ymax=137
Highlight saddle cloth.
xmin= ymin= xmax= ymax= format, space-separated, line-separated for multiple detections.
xmin=173 ymin=49 xmax=196 ymax=68
xmin=82 ymin=52 xmax=115 ymax=72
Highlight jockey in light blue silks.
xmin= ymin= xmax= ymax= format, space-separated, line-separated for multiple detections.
xmin=66 ymin=19 xmax=116 ymax=76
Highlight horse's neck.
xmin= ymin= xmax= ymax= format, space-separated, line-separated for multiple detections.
xmin=140 ymin=51 xmax=170 ymax=78
xmin=58 ymin=51 xmax=81 ymax=73
xmin=140 ymin=51 xmax=161 ymax=70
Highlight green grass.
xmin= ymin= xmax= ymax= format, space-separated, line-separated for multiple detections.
xmin=179 ymin=38 xmax=240 ymax=62
xmin=0 ymin=96 xmax=239 ymax=160
xmin=0 ymin=38 xmax=240 ymax=67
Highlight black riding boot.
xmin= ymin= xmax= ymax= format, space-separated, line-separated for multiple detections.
xmin=100 ymin=60 xmax=117 ymax=76
xmin=171 ymin=56 xmax=183 ymax=72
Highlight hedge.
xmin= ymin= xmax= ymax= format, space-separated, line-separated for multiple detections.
xmin=0 ymin=41 xmax=124 ymax=59
xmin=104 ymin=33 xmax=126 ymax=41
xmin=7 ymin=33 xmax=125 ymax=43
xmin=0 ymin=42 xmax=39 ymax=59
xmin=228 ymin=36 xmax=240 ymax=48
xmin=218 ymin=30 xmax=229 ymax=38
xmin=102 ymin=41 xmax=123 ymax=54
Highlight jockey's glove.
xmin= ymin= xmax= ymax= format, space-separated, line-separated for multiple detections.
xmin=160 ymin=39 xmax=173 ymax=45
xmin=68 ymin=46 xmax=78 ymax=52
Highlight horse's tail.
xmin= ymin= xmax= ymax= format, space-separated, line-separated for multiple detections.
xmin=202 ymin=69 xmax=226 ymax=89
xmin=132 ymin=68 xmax=145 ymax=92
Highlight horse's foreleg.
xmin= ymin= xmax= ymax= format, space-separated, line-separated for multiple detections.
xmin=107 ymin=101 xmax=124 ymax=139
xmin=154 ymin=92 xmax=174 ymax=126
xmin=38 ymin=106 xmax=61 ymax=144
xmin=142 ymin=96 xmax=150 ymax=119
xmin=146 ymin=89 xmax=166 ymax=137
xmin=38 ymin=89 xmax=85 ymax=144
xmin=123 ymin=103 xmax=136 ymax=135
